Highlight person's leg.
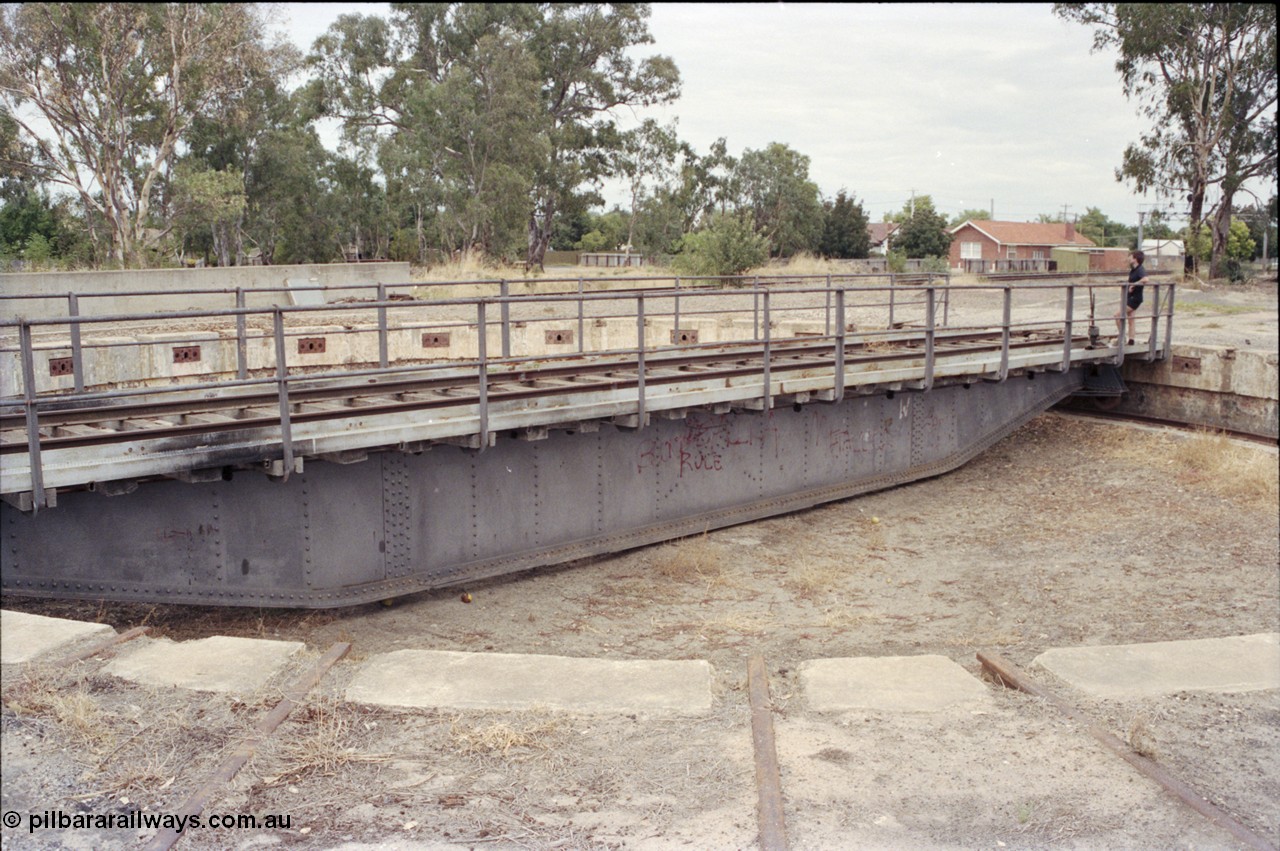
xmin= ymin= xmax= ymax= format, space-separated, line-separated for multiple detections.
xmin=1125 ymin=306 xmax=1137 ymax=343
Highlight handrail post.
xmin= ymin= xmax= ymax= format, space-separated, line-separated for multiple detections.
xmin=499 ymin=279 xmax=511 ymax=358
xmin=272 ymin=309 xmax=294 ymax=480
xmin=674 ymin=275 xmax=681 ymax=335
xmin=923 ymin=286 xmax=935 ymax=391
xmin=888 ymin=274 xmax=896 ymax=328
xmin=1163 ymin=282 xmax=1175 ymax=360
xmin=824 ymin=273 xmax=832 ymax=336
xmin=1115 ymin=284 xmax=1127 ymax=366
xmin=376 ymin=283 xmax=389 ymax=368
xmin=67 ymin=293 xmax=84 ymax=392
xmin=1062 ymin=285 xmax=1075 ymax=372
xmin=577 ymin=276 xmax=585 ymax=353
xmin=999 ymin=286 xmax=1011 ymax=380
xmin=762 ymin=289 xmax=772 ymax=410
xmin=235 ymin=288 xmax=247 ymax=380
xmin=636 ymin=294 xmax=646 ymax=427
xmin=752 ymin=285 xmax=760 ymax=341
xmin=477 ymin=301 xmax=489 ymax=450
xmin=942 ymin=274 xmax=951 ymax=326
xmin=19 ymin=322 xmax=46 ymax=511
xmin=834 ymin=288 xmax=846 ymax=402
xmin=1148 ymin=284 xmax=1161 ymax=359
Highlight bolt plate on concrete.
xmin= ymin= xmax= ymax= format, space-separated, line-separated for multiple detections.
xmin=346 ymin=650 xmax=714 ymax=714
xmin=800 ymin=655 xmax=993 ymax=712
xmin=0 ymin=610 xmax=115 ymax=664
xmin=103 ymin=635 xmax=305 ymax=693
xmin=1033 ymin=633 xmax=1280 ymax=698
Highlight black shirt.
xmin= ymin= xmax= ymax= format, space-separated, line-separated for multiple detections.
xmin=1127 ymin=263 xmax=1146 ymax=301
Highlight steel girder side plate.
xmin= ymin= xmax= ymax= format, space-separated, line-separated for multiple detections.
xmin=1 ymin=370 xmax=1083 ymax=608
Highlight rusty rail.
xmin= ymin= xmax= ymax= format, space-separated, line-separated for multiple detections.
xmin=142 ymin=641 xmax=351 ymax=851
xmin=977 ymin=651 xmax=1277 ymax=851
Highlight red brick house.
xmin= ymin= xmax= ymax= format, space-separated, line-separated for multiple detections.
xmin=948 ymin=220 xmax=1098 ymax=270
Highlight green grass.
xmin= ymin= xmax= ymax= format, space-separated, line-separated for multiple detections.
xmin=1174 ymin=300 xmax=1259 ymax=316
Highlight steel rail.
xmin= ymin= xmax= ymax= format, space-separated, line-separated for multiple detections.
xmin=0 ymin=326 xmax=1076 ymax=422
xmin=978 ymin=651 xmax=1277 ymax=851
xmin=1 ymin=331 xmax=1087 ymax=455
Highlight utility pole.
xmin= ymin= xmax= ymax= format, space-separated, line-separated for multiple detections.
xmin=910 ymin=189 xmax=915 ymax=218
xmin=990 ymin=198 xmax=994 ymax=220
xmin=1137 ymin=210 xmax=1146 ymax=248
xmin=1060 ymin=204 xmax=1072 ymax=223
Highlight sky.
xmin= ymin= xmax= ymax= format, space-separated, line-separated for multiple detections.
xmin=274 ymin=2 xmax=1218 ymax=229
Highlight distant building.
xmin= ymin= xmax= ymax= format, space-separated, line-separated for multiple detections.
xmin=946 ymin=220 xmax=1133 ymax=273
xmin=867 ymin=222 xmax=900 ymax=256
xmin=1141 ymin=239 xmax=1184 ymax=271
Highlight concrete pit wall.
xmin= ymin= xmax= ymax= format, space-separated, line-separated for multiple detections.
xmin=1119 ymin=344 xmax=1279 ymax=439
xmin=0 ymin=262 xmax=413 ymax=319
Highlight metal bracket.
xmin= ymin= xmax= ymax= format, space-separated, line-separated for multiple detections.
xmin=265 ymin=457 xmax=305 ymax=478
xmin=1 ymin=489 xmax=57 ymax=512
xmin=611 ymin=413 xmax=650 ymax=429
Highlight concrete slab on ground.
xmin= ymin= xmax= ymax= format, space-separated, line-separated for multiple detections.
xmin=0 ymin=609 xmax=115 ymax=664
xmin=103 ymin=635 xmax=305 ymax=693
xmin=1035 ymin=633 xmax=1280 ymax=698
xmin=345 ymin=650 xmax=714 ymax=714
xmin=800 ymin=654 xmax=993 ymax=712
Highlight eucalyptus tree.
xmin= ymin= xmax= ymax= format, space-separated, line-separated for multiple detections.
xmin=306 ymin=3 xmax=679 ymax=267
xmin=733 ymin=142 xmax=823 ymax=257
xmin=521 ymin=4 xmax=679 ymax=268
xmin=1056 ymin=3 xmax=1277 ymax=277
xmin=0 ymin=3 xmax=285 ymax=266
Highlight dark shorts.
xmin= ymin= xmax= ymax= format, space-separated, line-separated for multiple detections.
xmin=1127 ymin=292 xmax=1143 ymax=310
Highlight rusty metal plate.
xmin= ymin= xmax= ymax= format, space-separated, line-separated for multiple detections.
xmin=1172 ymin=355 xmax=1201 ymax=375
xmin=422 ymin=332 xmax=451 ymax=348
xmin=545 ymin=329 xmax=575 ymax=345
xmin=172 ymin=346 xmax=202 ymax=363
xmin=671 ymin=329 xmax=699 ymax=345
xmin=298 ymin=337 xmax=327 ymax=354
xmin=48 ymin=357 xmax=73 ymax=376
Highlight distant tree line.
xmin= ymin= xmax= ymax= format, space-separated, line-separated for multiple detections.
xmin=3 ymin=3 xmax=1273 ymax=279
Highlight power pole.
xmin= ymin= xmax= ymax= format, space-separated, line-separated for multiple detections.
xmin=1137 ymin=210 xmax=1146 ymax=248
xmin=1060 ymin=204 xmax=1071 ymax=223
xmin=990 ymin=198 xmax=994 ymax=220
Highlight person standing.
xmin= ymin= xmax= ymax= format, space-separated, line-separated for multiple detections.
xmin=1115 ymin=249 xmax=1148 ymax=344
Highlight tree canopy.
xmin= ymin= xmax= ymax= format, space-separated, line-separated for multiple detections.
xmin=1055 ymin=3 xmax=1277 ymax=277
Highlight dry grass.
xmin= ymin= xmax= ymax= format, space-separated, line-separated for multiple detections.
xmin=698 ymin=611 xmax=775 ymax=637
xmin=262 ymin=698 xmax=392 ymax=784
xmin=1166 ymin=430 xmax=1279 ymax=509
xmin=654 ymin=535 xmax=726 ymax=586
xmin=1126 ymin=713 xmax=1159 ymax=759
xmin=2 ymin=668 xmax=115 ymax=753
xmin=783 ymin=559 xmax=846 ymax=600
xmin=751 ymin=251 xmax=845 ymax=278
xmin=448 ymin=712 xmax=565 ymax=760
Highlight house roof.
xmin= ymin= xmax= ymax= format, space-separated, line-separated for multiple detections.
xmin=867 ymin=222 xmax=899 ymax=245
xmin=949 ymin=220 xmax=1097 ymax=248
